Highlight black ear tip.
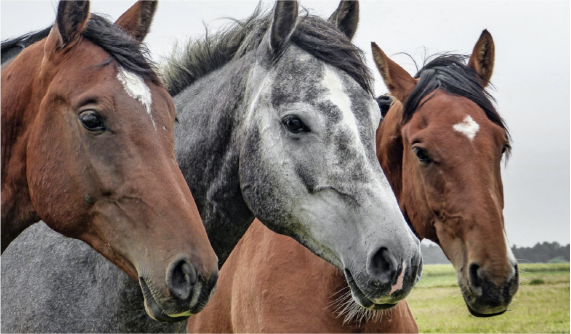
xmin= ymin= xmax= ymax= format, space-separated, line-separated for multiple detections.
xmin=376 ymin=94 xmax=394 ymax=117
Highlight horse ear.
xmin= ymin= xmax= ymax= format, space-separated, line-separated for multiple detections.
xmin=269 ymin=0 xmax=299 ymax=54
xmin=468 ymin=29 xmax=495 ymax=87
xmin=371 ymin=42 xmax=416 ymax=103
xmin=328 ymin=0 xmax=359 ymax=40
xmin=115 ymin=0 xmax=158 ymax=42
xmin=50 ymin=0 xmax=90 ymax=49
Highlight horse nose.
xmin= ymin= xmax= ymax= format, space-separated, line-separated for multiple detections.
xmin=468 ymin=261 xmax=519 ymax=298
xmin=367 ymin=247 xmax=399 ymax=285
xmin=166 ymin=256 xmax=197 ymax=301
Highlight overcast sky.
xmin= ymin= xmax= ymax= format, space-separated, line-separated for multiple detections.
xmin=2 ymin=0 xmax=569 ymax=247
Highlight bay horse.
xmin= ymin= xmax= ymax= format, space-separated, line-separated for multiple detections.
xmin=1 ymin=0 xmax=219 ymax=323
xmin=1 ymin=1 xmax=422 ymax=332
xmin=185 ymin=30 xmax=518 ymax=332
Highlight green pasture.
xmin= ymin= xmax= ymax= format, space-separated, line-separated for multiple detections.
xmin=407 ymin=263 xmax=570 ymax=333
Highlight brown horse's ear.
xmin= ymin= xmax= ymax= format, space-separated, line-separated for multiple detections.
xmin=115 ymin=0 xmax=158 ymax=42
xmin=46 ymin=0 xmax=89 ymax=51
xmin=44 ymin=1 xmax=89 ymax=60
xmin=328 ymin=0 xmax=359 ymax=40
xmin=269 ymin=0 xmax=298 ymax=54
xmin=468 ymin=29 xmax=495 ymax=87
xmin=371 ymin=42 xmax=416 ymax=103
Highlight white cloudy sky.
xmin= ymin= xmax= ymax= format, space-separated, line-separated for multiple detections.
xmin=2 ymin=1 xmax=569 ymax=247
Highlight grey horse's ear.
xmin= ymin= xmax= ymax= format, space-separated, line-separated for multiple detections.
xmin=269 ymin=0 xmax=299 ymax=54
xmin=114 ymin=0 xmax=158 ymax=42
xmin=328 ymin=0 xmax=359 ymax=40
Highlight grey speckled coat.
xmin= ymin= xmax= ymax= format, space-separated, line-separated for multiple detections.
xmin=1 ymin=1 xmax=423 ymax=332
xmin=1 ymin=222 xmax=186 ymax=333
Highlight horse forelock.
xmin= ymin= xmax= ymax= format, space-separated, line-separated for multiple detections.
xmin=402 ymin=54 xmax=510 ymax=155
xmin=82 ymin=14 xmax=160 ymax=85
xmin=2 ymin=14 xmax=160 ymax=85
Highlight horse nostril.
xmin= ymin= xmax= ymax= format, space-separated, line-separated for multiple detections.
xmin=468 ymin=263 xmax=483 ymax=297
xmin=182 ymin=262 xmax=197 ymax=284
xmin=167 ymin=258 xmax=195 ymax=301
xmin=368 ymin=247 xmax=397 ymax=284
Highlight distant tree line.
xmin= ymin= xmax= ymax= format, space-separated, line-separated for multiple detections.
xmin=421 ymin=242 xmax=570 ymax=264
xmin=511 ymin=242 xmax=570 ymax=264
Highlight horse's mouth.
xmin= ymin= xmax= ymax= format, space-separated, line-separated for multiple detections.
xmin=344 ymin=269 xmax=397 ymax=311
xmin=140 ymin=277 xmax=190 ymax=323
xmin=465 ymin=301 xmax=507 ymax=318
xmin=460 ymin=281 xmax=510 ymax=318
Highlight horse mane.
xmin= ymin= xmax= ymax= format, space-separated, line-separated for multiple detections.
xmin=1 ymin=14 xmax=159 ymax=85
xmin=403 ymin=54 xmax=511 ymax=153
xmin=1 ymin=26 xmax=51 ymax=63
xmin=162 ymin=5 xmax=373 ymax=96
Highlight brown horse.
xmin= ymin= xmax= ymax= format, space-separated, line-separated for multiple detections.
xmin=186 ymin=30 xmax=518 ymax=332
xmin=1 ymin=0 xmax=218 ymax=322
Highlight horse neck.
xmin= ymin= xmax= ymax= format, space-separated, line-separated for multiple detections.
xmin=1 ymin=41 xmax=47 ymax=250
xmin=173 ymin=57 xmax=258 ymax=266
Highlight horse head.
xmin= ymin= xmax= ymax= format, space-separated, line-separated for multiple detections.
xmin=238 ymin=0 xmax=422 ymax=309
xmin=373 ymin=30 xmax=518 ymax=316
xmin=1 ymin=0 xmax=218 ymax=321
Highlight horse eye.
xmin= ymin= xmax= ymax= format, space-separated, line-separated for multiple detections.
xmin=79 ymin=110 xmax=105 ymax=132
xmin=283 ymin=115 xmax=310 ymax=133
xmin=412 ymin=146 xmax=432 ymax=164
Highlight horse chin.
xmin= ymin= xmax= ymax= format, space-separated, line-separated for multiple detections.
xmin=344 ymin=269 xmax=398 ymax=311
xmin=459 ymin=282 xmax=510 ymax=318
xmin=140 ymin=278 xmax=190 ymax=323
xmin=465 ymin=302 xmax=507 ymax=318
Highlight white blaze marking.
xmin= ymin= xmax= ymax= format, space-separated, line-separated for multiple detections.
xmin=117 ymin=66 xmax=154 ymax=128
xmin=322 ymin=66 xmax=361 ymax=145
xmin=391 ymin=261 xmax=406 ymax=294
xmin=453 ymin=115 xmax=479 ymax=141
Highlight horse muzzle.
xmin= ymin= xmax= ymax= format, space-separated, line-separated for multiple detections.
xmin=344 ymin=251 xmax=423 ymax=310
xmin=461 ymin=262 xmax=519 ymax=317
xmin=139 ymin=258 xmax=219 ymax=322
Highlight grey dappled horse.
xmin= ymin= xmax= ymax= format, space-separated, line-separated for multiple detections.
xmin=2 ymin=1 xmax=422 ymax=332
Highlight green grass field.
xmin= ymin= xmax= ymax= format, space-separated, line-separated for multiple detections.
xmin=407 ymin=263 xmax=570 ymax=333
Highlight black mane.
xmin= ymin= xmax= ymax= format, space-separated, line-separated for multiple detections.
xmin=1 ymin=26 xmax=51 ymax=64
xmin=1 ymin=14 xmax=159 ymax=84
xmin=403 ymin=54 xmax=510 ymax=146
xmin=162 ymin=5 xmax=373 ymax=96
xmin=82 ymin=14 xmax=159 ymax=84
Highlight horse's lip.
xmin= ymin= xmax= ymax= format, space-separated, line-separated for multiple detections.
xmin=344 ymin=269 xmax=397 ymax=310
xmin=465 ymin=301 xmax=507 ymax=318
xmin=460 ymin=279 xmax=510 ymax=317
xmin=139 ymin=277 xmax=190 ymax=323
